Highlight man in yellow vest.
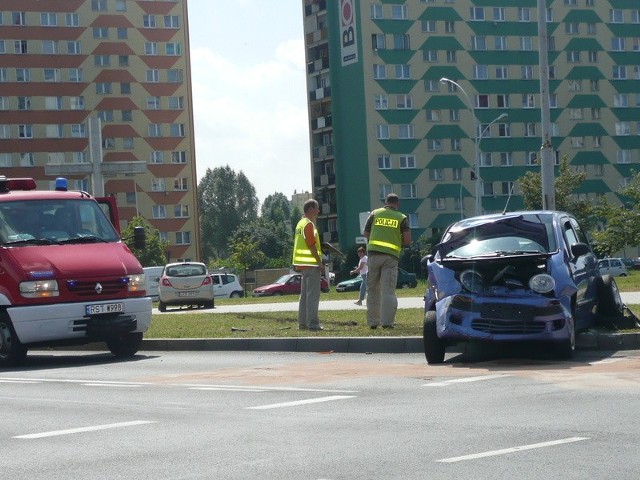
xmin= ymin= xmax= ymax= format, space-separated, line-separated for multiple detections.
xmin=292 ymin=199 xmax=324 ymax=330
xmin=363 ymin=193 xmax=411 ymax=329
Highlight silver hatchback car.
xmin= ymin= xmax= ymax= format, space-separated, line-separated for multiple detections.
xmin=158 ymin=262 xmax=214 ymax=312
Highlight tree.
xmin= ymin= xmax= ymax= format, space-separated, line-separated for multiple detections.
xmin=518 ymin=157 xmax=597 ymax=230
xmin=198 ymin=166 xmax=259 ymax=261
xmin=122 ymin=215 xmax=169 ymax=267
xmin=232 ymin=218 xmax=292 ymax=268
xmin=261 ymin=192 xmax=291 ymax=226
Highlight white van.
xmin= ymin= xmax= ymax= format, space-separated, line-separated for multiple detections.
xmin=143 ymin=266 xmax=164 ymax=300
xmin=210 ymin=272 xmax=244 ymax=298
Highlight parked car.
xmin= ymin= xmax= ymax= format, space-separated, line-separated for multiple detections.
xmin=621 ymin=258 xmax=635 ymax=270
xmin=210 ymin=272 xmax=244 ymax=298
xmin=252 ymin=273 xmax=330 ymax=296
xmin=422 ymin=211 xmax=624 ymax=364
xmin=335 ymin=268 xmax=418 ymax=292
xmin=158 ymin=262 xmax=215 ymax=312
xmin=634 ymin=258 xmax=640 ymax=270
xmin=598 ymin=258 xmax=628 ymax=277
xmin=143 ymin=266 xmax=164 ymax=301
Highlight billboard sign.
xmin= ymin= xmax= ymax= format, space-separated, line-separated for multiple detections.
xmin=340 ymin=0 xmax=358 ymax=66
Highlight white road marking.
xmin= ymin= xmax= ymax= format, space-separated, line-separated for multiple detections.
xmin=424 ymin=374 xmax=511 ymax=387
xmin=14 ymin=421 xmax=157 ymax=439
xmin=437 ymin=437 xmax=590 ymax=463
xmin=190 ymin=387 xmax=267 ymax=392
xmin=0 ymin=377 xmax=151 ymax=386
xmin=589 ymin=358 xmax=624 ymax=365
xmin=82 ymin=383 xmax=143 ymax=388
xmin=179 ymin=383 xmax=358 ymax=393
xmin=247 ymin=395 xmax=355 ymax=410
xmin=0 ymin=380 xmax=40 ymax=384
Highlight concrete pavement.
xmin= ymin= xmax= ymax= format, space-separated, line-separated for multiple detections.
xmin=140 ymin=293 xmax=640 ymax=354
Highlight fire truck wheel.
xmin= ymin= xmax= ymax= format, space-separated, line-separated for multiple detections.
xmin=106 ymin=332 xmax=143 ymax=358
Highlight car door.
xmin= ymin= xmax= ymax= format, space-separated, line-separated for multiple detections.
xmin=598 ymin=259 xmax=610 ymax=275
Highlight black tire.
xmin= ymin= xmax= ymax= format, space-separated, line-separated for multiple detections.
xmin=158 ymin=301 xmax=167 ymax=312
xmin=0 ymin=317 xmax=28 ymax=367
xmin=230 ymin=291 xmax=242 ymax=299
xmin=203 ymin=300 xmax=215 ymax=309
xmin=597 ymin=275 xmax=624 ymax=317
xmin=423 ymin=310 xmax=445 ymax=364
xmin=274 ymin=292 xmax=282 ymax=296
xmin=106 ymin=332 xmax=143 ymax=358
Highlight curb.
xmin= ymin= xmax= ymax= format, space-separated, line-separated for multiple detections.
xmin=139 ymin=331 xmax=640 ymax=354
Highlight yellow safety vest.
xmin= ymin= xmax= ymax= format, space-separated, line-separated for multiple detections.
xmin=368 ymin=207 xmax=405 ymax=258
xmin=292 ymin=217 xmax=322 ymax=266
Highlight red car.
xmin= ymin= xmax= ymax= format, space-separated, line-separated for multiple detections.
xmin=252 ymin=273 xmax=330 ymax=296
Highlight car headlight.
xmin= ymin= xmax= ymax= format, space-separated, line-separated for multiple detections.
xmin=20 ymin=280 xmax=59 ymax=298
xmin=529 ymin=274 xmax=555 ymax=293
xmin=460 ymin=269 xmax=483 ymax=293
xmin=126 ymin=273 xmax=145 ymax=293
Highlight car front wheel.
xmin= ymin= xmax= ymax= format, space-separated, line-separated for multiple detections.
xmin=423 ymin=310 xmax=445 ymax=364
xmin=106 ymin=332 xmax=143 ymax=358
xmin=0 ymin=317 xmax=28 ymax=367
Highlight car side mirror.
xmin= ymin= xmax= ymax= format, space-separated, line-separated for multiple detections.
xmin=133 ymin=226 xmax=145 ymax=249
xmin=421 ymin=254 xmax=434 ymax=269
xmin=571 ymin=242 xmax=590 ymax=258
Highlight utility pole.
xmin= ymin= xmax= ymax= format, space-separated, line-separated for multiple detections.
xmin=537 ymin=0 xmax=555 ymax=210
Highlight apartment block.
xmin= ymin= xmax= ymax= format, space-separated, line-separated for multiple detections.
xmin=302 ymin=0 xmax=640 ymax=251
xmin=0 ymin=0 xmax=200 ymax=261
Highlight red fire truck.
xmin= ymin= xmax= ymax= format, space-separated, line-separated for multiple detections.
xmin=0 ymin=176 xmax=152 ymax=366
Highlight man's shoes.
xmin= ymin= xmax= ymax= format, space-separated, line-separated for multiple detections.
xmin=309 ymin=325 xmax=324 ymax=331
xmin=369 ymin=325 xmax=378 ymax=330
xmin=382 ymin=325 xmax=395 ymax=329
xmin=299 ymin=325 xmax=308 ymax=330
xmin=354 ymin=301 xmax=362 ymax=306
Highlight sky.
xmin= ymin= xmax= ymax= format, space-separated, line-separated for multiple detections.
xmin=186 ymin=0 xmax=312 ymax=205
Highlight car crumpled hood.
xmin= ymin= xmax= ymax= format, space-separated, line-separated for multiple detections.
xmin=436 ymin=214 xmax=549 ymax=257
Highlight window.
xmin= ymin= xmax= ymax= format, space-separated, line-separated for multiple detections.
xmin=617 ymin=150 xmax=631 ymax=163
xmin=120 ymin=83 xmax=131 ymax=95
xmin=68 ymin=68 xmax=83 ymax=82
xmin=615 ymin=122 xmax=630 ymax=135
xmin=479 ymin=152 xmax=492 ymax=167
xmin=501 ymin=182 xmax=515 ymax=196
xmin=445 ymin=21 xmax=454 ymax=33
xmin=20 ymin=153 xmax=35 ymax=167
xmin=174 ymin=178 xmax=188 ymax=191
xmin=376 ymin=125 xmax=389 ymax=139
xmin=166 ymin=43 xmax=181 ymax=56
xmin=167 ymin=69 xmax=183 ymax=83
xmin=92 ymin=0 xmax=107 ymax=11
xmin=470 ymin=7 xmax=484 ymax=21
xmin=400 ymin=184 xmax=416 ymax=199
xmin=446 ymin=51 xmax=456 ymax=63
xmin=475 ymin=95 xmax=489 ymax=108
xmin=377 ymin=154 xmax=391 ymax=170
xmin=117 ymin=28 xmax=127 ymax=39
xmin=408 ymin=213 xmax=418 ymax=229
xmin=521 ymin=65 xmax=533 ymax=79
xmin=0 ymin=41 xmax=4 ymax=54
xmin=520 ymin=37 xmax=533 ymax=51
xmin=150 ymin=151 xmax=164 ymax=164
xmin=164 ymin=15 xmax=179 ymax=28
xmin=16 ymin=68 xmax=30 ymax=82
xmin=174 ymin=205 xmax=190 ymax=218
xmin=449 ymin=109 xmax=459 ymax=121
xmin=495 ymin=66 xmax=508 ymax=79
xmin=424 ymin=50 xmax=438 ymax=62
xmin=12 ymin=12 xmax=26 ymax=26
xmin=371 ymin=4 xmax=383 ymax=19
xmin=123 ymin=138 xmax=134 ymax=149
xmin=427 ymin=139 xmax=443 ymax=151
xmin=494 ymin=36 xmax=507 ymax=50
xmin=472 ymin=36 xmax=486 ymax=50
xmin=143 ymin=15 xmax=156 ymax=28
xmin=425 ymin=80 xmax=439 ymax=91
xmin=71 ymin=124 xmax=85 ymax=138
xmin=66 ymin=13 xmax=79 ymax=27
xmin=43 ymin=68 xmax=61 ymax=82
xmin=499 ymin=152 xmax=513 ymax=166
xmin=93 ymin=27 xmax=109 ymax=39
xmin=372 ymin=34 xmax=385 ymax=50
xmin=96 ymin=83 xmax=112 ymax=94
xmin=152 ymin=178 xmax=166 ymax=192
xmin=569 ymin=108 xmax=583 ymax=120
xmin=570 ymin=137 xmax=585 ymax=148
xmin=373 ymin=64 xmax=386 ymax=79
xmin=567 ymin=51 xmax=580 ymax=62
xmin=17 ymin=97 xmax=31 ymax=110
xmin=398 ymin=125 xmax=414 ymax=139
xmin=149 ymin=124 xmax=163 ymax=137
xmin=498 ymin=123 xmax=511 ymax=137
xmin=94 ymin=55 xmax=110 ymax=67
xmin=593 ymin=136 xmax=602 ymax=148
xmin=518 ymin=8 xmax=530 ymax=22
xmin=396 ymin=94 xmax=412 ymax=109
xmin=431 ymin=198 xmax=446 ymax=210
xmin=146 ymin=69 xmax=160 ymax=83
xmin=430 ymin=169 xmax=444 ymax=181
xmin=613 ymin=65 xmax=627 ymax=79
xmin=393 ymin=34 xmax=409 ymax=50
xmin=451 ymin=139 xmax=461 ymax=151
xmin=610 ymin=9 xmax=624 ymax=23
xmin=568 ymin=80 xmax=582 ymax=92
xmin=175 ymin=231 xmax=191 ymax=245
xmin=69 ymin=96 xmax=84 ymax=110
xmin=612 ymin=37 xmax=625 ymax=51
xmin=391 ymin=5 xmax=407 ymax=19
xmin=482 ymin=182 xmax=494 ymax=197
xmin=549 ymin=94 xmax=557 ymax=108
xmin=168 ymin=96 xmax=184 ymax=110
xmin=42 ymin=40 xmax=58 ymax=54
xmin=395 ymin=65 xmax=410 ymax=79
xmin=526 ymin=152 xmax=538 ymax=165
xmin=591 ymin=108 xmax=601 ymax=119
xmin=473 ymin=65 xmax=488 ymax=79
xmin=119 ymin=55 xmax=129 ymax=67
xmin=493 ymin=7 xmax=505 ymax=21
xmin=0 ymin=153 xmax=11 ymax=167
xmin=0 ymin=97 xmax=6 ymax=110
xmin=614 ymin=93 xmax=628 ymax=107
xmin=116 ymin=0 xmax=127 ymax=12
xmin=588 ymin=51 xmax=597 ymax=63
xmin=399 ymin=155 xmax=415 ymax=169
xmin=426 ymin=110 xmax=440 ymax=121
xmin=590 ymin=79 xmax=599 ymax=91
xmin=171 ymin=151 xmax=187 ymax=164
xmin=497 ymin=94 xmax=510 ymax=108
xmin=169 ymin=123 xmax=185 ymax=137
xmin=152 ymin=205 xmax=166 ymax=219
xmin=147 ymin=96 xmax=161 ymax=110
xmin=144 ymin=42 xmax=158 ymax=55
xmin=525 ymin=123 xmax=537 ymax=137
xmin=98 ymin=110 xmax=114 ymax=122
xmin=374 ymin=94 xmax=388 ymax=110
xmin=14 ymin=40 xmax=28 ymax=54
xmin=421 ymin=20 xmax=436 ymax=32
xmin=19 ymin=124 xmax=33 ymax=139
xmin=565 ymin=23 xmax=579 ymax=34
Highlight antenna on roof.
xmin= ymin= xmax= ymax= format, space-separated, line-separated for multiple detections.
xmin=502 ymin=183 xmax=516 ymax=215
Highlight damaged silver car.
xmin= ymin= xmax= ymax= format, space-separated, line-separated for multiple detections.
xmin=422 ymin=211 xmax=624 ymax=364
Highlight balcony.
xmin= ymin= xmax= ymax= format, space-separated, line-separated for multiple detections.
xmin=312 ymin=145 xmax=334 ymax=160
xmin=309 ymin=86 xmax=332 ymax=101
xmin=311 ymin=115 xmax=332 ymax=130
xmin=313 ymin=174 xmax=335 ymax=187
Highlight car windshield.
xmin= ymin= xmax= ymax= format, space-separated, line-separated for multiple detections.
xmin=0 ymin=199 xmax=119 ymax=246
xmin=275 ymin=275 xmax=292 ymax=284
xmin=439 ymin=214 xmax=556 ymax=259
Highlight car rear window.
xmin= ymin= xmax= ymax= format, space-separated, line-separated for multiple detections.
xmin=166 ymin=264 xmax=207 ymax=277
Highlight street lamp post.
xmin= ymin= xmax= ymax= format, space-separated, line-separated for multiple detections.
xmin=440 ymin=78 xmax=508 ymax=216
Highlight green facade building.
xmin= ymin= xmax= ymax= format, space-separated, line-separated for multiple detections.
xmin=303 ymin=0 xmax=640 ymax=252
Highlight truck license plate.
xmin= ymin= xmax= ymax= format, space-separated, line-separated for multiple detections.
xmin=85 ymin=302 xmax=124 ymax=315
xmin=178 ymin=291 xmax=197 ymax=297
